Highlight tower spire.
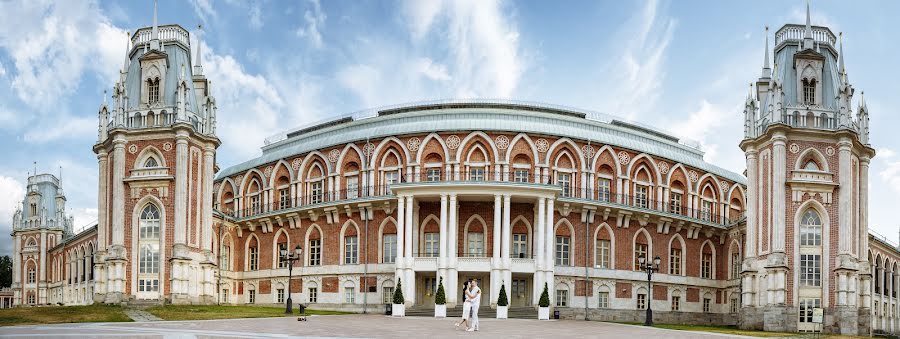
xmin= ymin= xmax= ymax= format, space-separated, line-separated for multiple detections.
xmin=123 ymin=31 xmax=130 ymax=71
xmin=194 ymin=24 xmax=204 ymax=76
xmin=839 ymin=32 xmax=847 ymax=83
xmin=150 ymin=0 xmax=160 ymax=50
xmin=803 ymin=0 xmax=814 ymax=50
xmin=761 ymin=26 xmax=771 ymax=78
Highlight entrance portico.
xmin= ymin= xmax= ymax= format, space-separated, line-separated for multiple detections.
xmin=392 ymin=181 xmax=559 ymax=307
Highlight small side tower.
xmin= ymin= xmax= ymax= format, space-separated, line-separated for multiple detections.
xmin=739 ymin=4 xmax=875 ymax=335
xmin=92 ymin=0 xmax=220 ymax=304
xmin=11 ymin=173 xmax=74 ymax=306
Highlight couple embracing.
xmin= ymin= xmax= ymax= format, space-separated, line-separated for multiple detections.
xmin=454 ymin=279 xmax=481 ymax=331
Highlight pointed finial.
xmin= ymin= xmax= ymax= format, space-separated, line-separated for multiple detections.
xmin=761 ymin=26 xmax=771 ymax=78
xmin=152 ymin=0 xmax=159 ymax=39
xmin=859 ymin=91 xmax=866 ymax=109
xmin=103 ymin=89 xmax=107 ymax=105
xmin=839 ymin=32 xmax=846 ymax=76
xmin=123 ymin=31 xmax=130 ymax=71
xmin=33 ymin=161 xmax=37 ymax=176
xmin=805 ymin=0 xmax=812 ymax=38
xmin=196 ymin=24 xmax=203 ymax=67
xmin=749 ymin=82 xmax=753 ymax=98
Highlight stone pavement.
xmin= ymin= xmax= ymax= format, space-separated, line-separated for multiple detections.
xmin=0 ymin=314 xmax=759 ymax=338
xmin=124 ymin=308 xmax=164 ymax=322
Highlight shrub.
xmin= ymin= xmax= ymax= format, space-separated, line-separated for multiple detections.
xmin=497 ymin=281 xmax=508 ymax=307
xmin=435 ymin=277 xmax=446 ymax=305
xmin=393 ymin=279 xmax=404 ymax=304
xmin=538 ymin=282 xmax=550 ymax=307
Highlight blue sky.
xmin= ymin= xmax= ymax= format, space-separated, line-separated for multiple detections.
xmin=0 ymin=0 xmax=897 ymax=256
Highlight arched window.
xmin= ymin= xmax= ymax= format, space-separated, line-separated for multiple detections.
xmin=701 ymin=242 xmax=714 ymax=279
xmin=138 ymin=204 xmax=160 ymax=294
xmin=247 ymin=236 xmax=259 ymax=271
xmin=27 ymin=265 xmax=36 ymax=284
xmin=144 ymin=157 xmax=159 ymax=168
xmin=800 ymin=209 xmax=822 ymax=246
xmin=803 ymin=159 xmax=819 ymax=171
xmin=802 ymin=78 xmax=816 ymax=105
xmin=148 ymin=78 xmax=160 ymax=104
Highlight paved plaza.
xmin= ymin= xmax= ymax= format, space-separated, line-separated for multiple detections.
xmin=0 ymin=315 xmax=757 ymax=338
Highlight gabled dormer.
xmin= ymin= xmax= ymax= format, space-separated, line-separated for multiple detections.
xmin=793 ymin=48 xmax=825 ymax=107
xmin=139 ymin=49 xmax=168 ymax=109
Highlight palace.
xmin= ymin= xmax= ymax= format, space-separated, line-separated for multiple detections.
xmin=9 ymin=3 xmax=900 ymax=336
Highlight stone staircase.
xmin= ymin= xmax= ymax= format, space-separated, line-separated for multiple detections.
xmin=405 ymin=305 xmax=537 ymax=319
xmin=126 ymin=299 xmax=165 ymax=309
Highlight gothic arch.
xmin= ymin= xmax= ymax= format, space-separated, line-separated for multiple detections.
xmin=419 ymin=214 xmax=441 ymax=253
xmin=455 ymin=131 xmax=500 ymax=164
xmin=632 ymin=228 xmax=654 ymax=268
xmin=268 ymin=160 xmax=295 ymax=188
xmin=593 ymin=222 xmax=615 ymax=268
xmin=370 ymin=137 xmax=411 ymax=169
xmin=304 ymin=223 xmax=324 ymax=266
xmin=794 ymin=147 xmax=830 ymax=172
xmin=339 ymin=220 xmax=361 ymax=265
xmin=336 ymin=143 xmax=366 ymax=171
xmin=378 ymin=216 xmax=398 ymax=263
xmin=272 ymin=227 xmax=291 ymax=267
xmin=297 ymin=151 xmax=332 ymax=181
xmin=217 ymin=178 xmax=238 ymax=208
xmin=591 ymin=145 xmax=623 ymax=177
xmin=695 ymin=173 xmax=722 ymax=201
xmin=221 ymin=232 xmax=234 ymax=271
xmin=700 ymin=239 xmax=717 ymax=279
xmin=504 ymin=133 xmax=539 ymax=164
xmin=464 ymin=214 xmax=488 ymax=256
xmin=668 ymin=233 xmax=687 ymax=276
xmin=666 ymin=164 xmax=694 ymax=194
xmin=728 ymin=238 xmax=742 ymax=279
xmin=244 ymin=233 xmax=261 ymax=270
xmin=134 ymin=145 xmax=166 ymax=169
xmin=416 ymin=133 xmax=450 ymax=164
xmin=554 ymin=218 xmax=576 ymax=266
xmin=545 ymin=138 xmax=585 ymax=169
xmin=627 ymin=153 xmax=662 ymax=184
xmin=238 ymin=168 xmax=267 ymax=196
xmin=510 ymin=215 xmax=533 ymax=257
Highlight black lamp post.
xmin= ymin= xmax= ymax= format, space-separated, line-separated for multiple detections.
xmin=281 ymin=245 xmax=303 ymax=314
xmin=638 ymin=254 xmax=661 ymax=326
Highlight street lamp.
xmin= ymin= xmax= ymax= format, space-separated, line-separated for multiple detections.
xmin=638 ymin=254 xmax=661 ymax=326
xmin=280 ymin=245 xmax=303 ymax=314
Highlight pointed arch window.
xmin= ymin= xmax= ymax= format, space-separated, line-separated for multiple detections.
xmin=800 ymin=209 xmax=822 ymax=246
xmin=802 ymin=78 xmax=816 ymax=105
xmin=148 ymin=78 xmax=160 ymax=105
xmin=138 ymin=204 xmax=160 ymax=293
xmin=803 ymin=159 xmax=820 ymax=171
xmin=144 ymin=157 xmax=159 ymax=168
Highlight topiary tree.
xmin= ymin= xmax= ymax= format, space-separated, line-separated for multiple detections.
xmin=538 ymin=282 xmax=550 ymax=307
xmin=497 ymin=281 xmax=508 ymax=307
xmin=435 ymin=277 xmax=446 ymax=305
xmin=393 ymin=278 xmax=404 ymax=304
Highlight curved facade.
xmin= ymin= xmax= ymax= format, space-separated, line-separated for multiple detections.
xmin=211 ymin=102 xmax=749 ymax=322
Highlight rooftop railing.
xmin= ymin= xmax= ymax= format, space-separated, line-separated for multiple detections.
xmin=774 ymin=25 xmax=836 ymax=47
xmin=131 ymin=25 xmax=191 ymax=52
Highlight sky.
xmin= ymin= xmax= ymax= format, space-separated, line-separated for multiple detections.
xmin=0 ymin=0 xmax=898 ymax=256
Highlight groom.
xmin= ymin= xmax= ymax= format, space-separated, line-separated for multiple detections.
xmin=466 ymin=279 xmax=481 ymax=332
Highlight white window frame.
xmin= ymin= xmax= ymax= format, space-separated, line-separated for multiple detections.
xmin=598 ymin=291 xmax=609 ymax=308
xmin=557 ymin=171 xmax=572 ymax=197
xmin=345 ymin=175 xmax=359 ymax=200
xmin=308 ymin=239 xmax=321 ymax=266
xmin=637 ymin=293 xmax=647 ymax=310
xmin=634 ymin=184 xmax=649 ymax=209
xmin=425 ymin=167 xmax=441 ymax=182
xmin=382 ymin=234 xmax=397 ymax=263
xmin=555 ymin=289 xmax=568 ymax=307
xmin=596 ymin=239 xmax=611 ymax=269
xmin=597 ymin=177 xmax=611 ymax=202
xmin=513 ymin=233 xmax=528 ymax=259
xmin=424 ymin=233 xmax=440 ymax=258
xmin=556 ymin=236 xmax=571 ymax=266
xmin=308 ymin=287 xmax=318 ymax=303
xmin=344 ymin=236 xmax=358 ymax=265
xmin=513 ymin=168 xmax=530 ymax=183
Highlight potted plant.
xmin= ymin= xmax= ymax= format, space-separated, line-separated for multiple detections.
xmin=496 ymin=281 xmax=509 ymax=319
xmin=434 ymin=277 xmax=447 ymax=317
xmin=392 ymin=279 xmax=405 ymax=317
xmin=538 ymin=282 xmax=550 ymax=320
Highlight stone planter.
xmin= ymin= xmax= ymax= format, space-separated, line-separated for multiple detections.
xmin=434 ymin=304 xmax=446 ymax=317
xmin=538 ymin=307 xmax=550 ymax=320
xmin=392 ymin=304 xmax=405 ymax=317
xmin=496 ymin=305 xmax=508 ymax=319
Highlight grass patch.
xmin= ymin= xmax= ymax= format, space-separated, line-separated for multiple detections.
xmin=145 ymin=305 xmax=353 ymax=321
xmin=0 ymin=304 xmax=132 ymax=326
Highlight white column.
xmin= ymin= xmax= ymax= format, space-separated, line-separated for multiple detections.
xmin=97 ymin=151 xmax=109 ymax=251
xmin=448 ymin=194 xmax=458 ymax=304
xmin=405 ymin=197 xmax=414 ymax=259
xmin=859 ymin=156 xmax=870 ymax=259
xmin=544 ymin=197 xmax=556 ymax=305
xmin=493 ymin=194 xmax=502 ymax=261
xmin=202 ymin=146 xmax=215 ymax=252
xmin=111 ymin=137 xmax=126 ymax=247
xmin=745 ymin=148 xmax=757 ymax=258
xmin=502 ymin=194 xmax=512 ymax=261
xmin=440 ymin=194 xmax=449 ymax=262
xmin=771 ymin=133 xmax=786 ymax=253
xmin=837 ymin=137 xmax=853 ymax=254
xmin=396 ymin=196 xmax=406 ymax=267
xmin=534 ymin=199 xmax=544 ymax=305
xmin=39 ymin=232 xmax=46 ymax=281
xmin=174 ymin=131 xmax=189 ymax=246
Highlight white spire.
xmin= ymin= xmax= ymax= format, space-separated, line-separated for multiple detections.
xmin=123 ymin=31 xmax=130 ymax=71
xmin=194 ymin=24 xmax=203 ymax=76
xmin=804 ymin=0 xmax=812 ymax=38
xmin=839 ymin=32 xmax=847 ymax=83
xmin=761 ymin=26 xmax=771 ymax=78
xmin=859 ymin=91 xmax=866 ymax=110
xmin=150 ymin=0 xmax=160 ymax=50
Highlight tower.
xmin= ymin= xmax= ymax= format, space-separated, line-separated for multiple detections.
xmin=92 ymin=1 xmax=220 ymax=304
xmin=739 ymin=4 xmax=875 ymax=335
xmin=11 ymin=173 xmax=74 ymax=305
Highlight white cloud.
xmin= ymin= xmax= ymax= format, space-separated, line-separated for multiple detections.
xmin=0 ymin=1 xmax=126 ymax=110
xmin=594 ymin=0 xmax=676 ymax=119
xmin=879 ymin=148 xmax=900 ymax=195
xmin=0 ymin=176 xmax=25 ymax=256
xmin=295 ymin=0 xmax=326 ymax=48
xmin=0 ymin=60 xmax=5 ymax=77
xmin=402 ymin=0 xmax=443 ymax=41
xmin=415 ymin=58 xmax=451 ymax=82
xmin=202 ymin=41 xmax=286 ymax=160
xmin=878 ymin=148 xmax=895 ymax=159
xmin=190 ymin=0 xmax=217 ymax=23
xmin=23 ymin=114 xmax=96 ymax=143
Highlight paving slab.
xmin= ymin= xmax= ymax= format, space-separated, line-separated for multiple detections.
xmin=0 ymin=314 xmax=759 ymax=338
